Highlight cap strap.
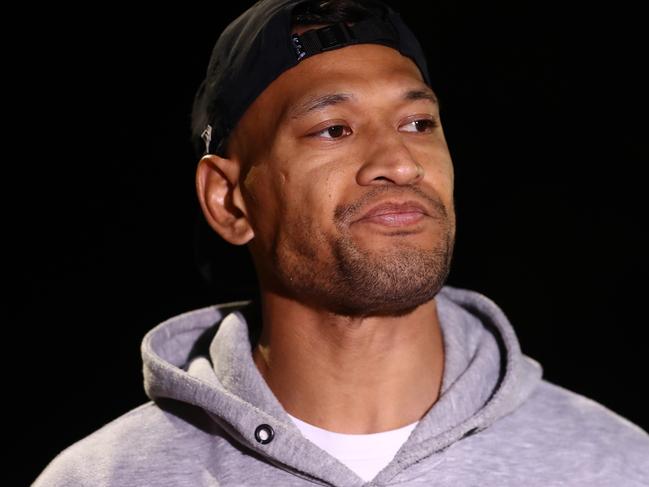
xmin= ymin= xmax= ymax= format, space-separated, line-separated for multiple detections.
xmin=290 ymin=17 xmax=398 ymax=62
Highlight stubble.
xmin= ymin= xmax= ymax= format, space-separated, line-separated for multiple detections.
xmin=270 ymin=185 xmax=455 ymax=318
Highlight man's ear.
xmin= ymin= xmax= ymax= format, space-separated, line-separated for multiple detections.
xmin=195 ymin=153 xmax=255 ymax=245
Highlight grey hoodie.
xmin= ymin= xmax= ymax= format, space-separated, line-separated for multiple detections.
xmin=33 ymin=285 xmax=649 ymax=486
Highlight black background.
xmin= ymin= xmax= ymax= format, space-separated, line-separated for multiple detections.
xmin=12 ymin=1 xmax=647 ymax=484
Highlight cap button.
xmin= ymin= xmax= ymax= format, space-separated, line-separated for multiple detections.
xmin=254 ymin=424 xmax=275 ymax=444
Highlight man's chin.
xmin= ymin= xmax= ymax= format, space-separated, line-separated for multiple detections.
xmin=325 ymin=267 xmax=449 ymax=318
xmin=319 ymin=283 xmax=444 ymax=319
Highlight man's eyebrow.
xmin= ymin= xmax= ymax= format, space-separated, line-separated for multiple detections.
xmin=290 ymin=93 xmax=355 ymax=120
xmin=289 ymin=88 xmax=438 ymax=121
xmin=404 ymin=88 xmax=438 ymax=105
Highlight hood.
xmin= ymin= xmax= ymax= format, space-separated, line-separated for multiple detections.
xmin=141 ymin=284 xmax=543 ymax=486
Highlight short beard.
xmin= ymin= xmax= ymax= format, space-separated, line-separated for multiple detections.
xmin=328 ymin=227 xmax=454 ymax=317
xmin=269 ymin=191 xmax=455 ymax=319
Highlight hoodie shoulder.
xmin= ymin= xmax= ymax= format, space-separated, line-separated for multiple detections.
xmin=538 ymin=380 xmax=649 ymax=482
xmin=479 ymin=378 xmax=649 ymax=484
xmin=529 ymin=379 xmax=649 ymax=453
xmin=31 ymin=399 xmax=218 ymax=487
xmin=533 ymin=380 xmax=648 ymax=438
xmin=32 ymin=401 xmax=153 ymax=486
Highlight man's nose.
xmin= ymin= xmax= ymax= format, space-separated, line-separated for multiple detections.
xmin=355 ymin=128 xmax=424 ymax=186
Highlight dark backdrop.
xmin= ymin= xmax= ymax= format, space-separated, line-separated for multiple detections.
xmin=13 ymin=1 xmax=647 ymax=485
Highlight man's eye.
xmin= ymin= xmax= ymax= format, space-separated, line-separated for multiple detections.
xmin=312 ymin=125 xmax=352 ymax=139
xmin=401 ymin=119 xmax=438 ymax=133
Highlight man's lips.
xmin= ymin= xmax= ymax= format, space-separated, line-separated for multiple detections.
xmin=353 ymin=201 xmax=429 ymax=226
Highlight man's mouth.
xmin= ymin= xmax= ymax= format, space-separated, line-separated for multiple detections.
xmin=354 ymin=200 xmax=429 ymax=227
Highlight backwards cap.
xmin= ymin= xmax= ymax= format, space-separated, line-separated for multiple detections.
xmin=190 ymin=0 xmax=433 ymax=159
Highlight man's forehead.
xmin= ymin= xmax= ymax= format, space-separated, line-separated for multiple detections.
xmin=257 ymin=45 xmax=436 ymax=119
xmin=287 ymin=86 xmax=438 ymax=121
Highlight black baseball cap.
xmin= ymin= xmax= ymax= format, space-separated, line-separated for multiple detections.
xmin=190 ymin=0 xmax=434 ymax=160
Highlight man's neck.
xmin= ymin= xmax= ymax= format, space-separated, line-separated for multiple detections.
xmin=251 ymin=292 xmax=445 ymax=434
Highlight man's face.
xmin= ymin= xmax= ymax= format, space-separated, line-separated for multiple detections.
xmin=229 ymin=40 xmax=456 ymax=318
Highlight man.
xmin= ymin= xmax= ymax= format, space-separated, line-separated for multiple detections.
xmin=33 ymin=0 xmax=649 ymax=485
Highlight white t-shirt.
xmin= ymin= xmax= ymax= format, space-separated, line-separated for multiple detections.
xmin=287 ymin=413 xmax=419 ymax=482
